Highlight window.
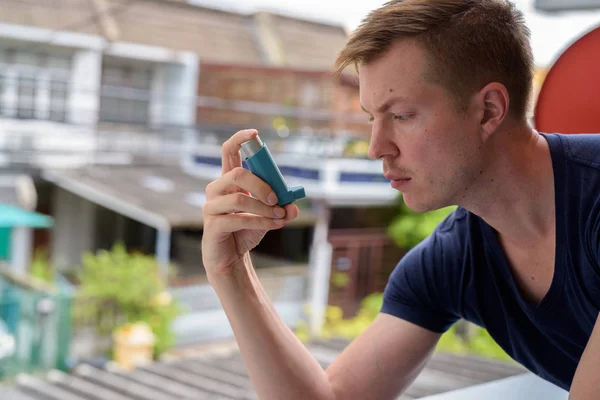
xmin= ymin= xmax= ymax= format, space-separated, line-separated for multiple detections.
xmin=49 ymin=80 xmax=67 ymax=122
xmin=99 ymin=64 xmax=152 ymax=125
xmin=17 ymin=76 xmax=36 ymax=119
xmin=0 ymin=49 xmax=71 ymax=121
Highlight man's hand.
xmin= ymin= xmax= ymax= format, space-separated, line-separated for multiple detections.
xmin=569 ymin=312 xmax=600 ymax=399
xmin=201 ymin=129 xmax=299 ymax=278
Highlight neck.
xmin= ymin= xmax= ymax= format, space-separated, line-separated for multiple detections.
xmin=459 ymin=123 xmax=555 ymax=246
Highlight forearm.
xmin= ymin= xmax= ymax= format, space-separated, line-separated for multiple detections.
xmin=570 ymin=315 xmax=600 ymax=400
xmin=208 ymin=253 xmax=335 ymax=400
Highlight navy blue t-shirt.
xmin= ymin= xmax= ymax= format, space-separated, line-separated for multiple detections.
xmin=381 ymin=133 xmax=600 ymax=391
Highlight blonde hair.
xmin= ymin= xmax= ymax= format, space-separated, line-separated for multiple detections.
xmin=334 ymin=0 xmax=534 ymax=118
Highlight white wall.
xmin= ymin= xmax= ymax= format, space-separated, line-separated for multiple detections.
xmin=68 ymin=50 xmax=102 ymax=126
xmin=154 ymin=52 xmax=199 ymax=127
xmin=0 ymin=24 xmax=199 ymax=171
xmin=0 ymin=23 xmax=198 ymax=131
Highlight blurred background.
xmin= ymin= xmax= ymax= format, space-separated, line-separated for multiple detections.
xmin=0 ymin=0 xmax=598 ymax=393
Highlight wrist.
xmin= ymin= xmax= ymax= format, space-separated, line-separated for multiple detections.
xmin=207 ymin=253 xmax=253 ymax=286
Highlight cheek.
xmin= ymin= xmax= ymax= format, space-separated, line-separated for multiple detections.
xmin=414 ymin=134 xmax=465 ymax=186
xmin=412 ymin=130 xmax=451 ymax=168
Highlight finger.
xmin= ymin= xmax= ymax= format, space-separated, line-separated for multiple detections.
xmin=282 ymin=203 xmax=299 ymax=221
xmin=204 ymin=193 xmax=286 ymax=218
xmin=208 ymin=213 xmax=285 ymax=233
xmin=221 ymin=129 xmax=257 ymax=175
xmin=206 ymin=167 xmax=278 ymax=205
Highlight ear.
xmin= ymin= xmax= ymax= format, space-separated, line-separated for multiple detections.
xmin=477 ymin=82 xmax=509 ymax=140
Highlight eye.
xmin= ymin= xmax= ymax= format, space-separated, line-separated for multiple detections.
xmin=393 ymin=114 xmax=412 ymax=121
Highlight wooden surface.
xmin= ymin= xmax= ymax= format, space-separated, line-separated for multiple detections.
xmin=2 ymin=338 xmax=527 ymax=399
xmin=419 ymin=373 xmax=568 ymax=400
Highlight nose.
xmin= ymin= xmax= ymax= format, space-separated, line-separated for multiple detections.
xmin=367 ymin=121 xmax=397 ymax=160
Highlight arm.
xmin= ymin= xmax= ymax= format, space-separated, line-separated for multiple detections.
xmin=203 ymin=129 xmax=442 ymax=400
xmin=570 ymin=313 xmax=600 ymax=399
xmin=327 ymin=313 xmax=441 ymax=399
xmin=571 ymin=200 xmax=600 ymax=398
xmin=210 ymin=261 xmax=441 ymax=400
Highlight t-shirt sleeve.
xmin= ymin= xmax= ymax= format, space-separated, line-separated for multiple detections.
xmin=381 ymin=231 xmax=461 ymax=333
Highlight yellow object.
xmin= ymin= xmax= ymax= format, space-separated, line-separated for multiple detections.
xmin=151 ymin=291 xmax=172 ymax=307
xmin=112 ymin=322 xmax=155 ymax=370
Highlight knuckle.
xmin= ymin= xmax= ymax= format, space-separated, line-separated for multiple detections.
xmin=222 ymin=134 xmax=234 ymax=149
xmin=205 ymin=180 xmax=217 ymax=197
xmin=221 ymin=131 xmax=244 ymax=153
xmin=220 ymin=142 xmax=229 ymax=158
xmin=232 ymin=193 xmax=246 ymax=207
xmin=231 ymin=167 xmax=246 ymax=182
xmin=202 ymin=199 xmax=215 ymax=214
xmin=202 ymin=202 xmax=215 ymax=217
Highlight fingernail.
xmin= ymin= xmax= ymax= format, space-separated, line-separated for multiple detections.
xmin=246 ymin=130 xmax=256 ymax=137
xmin=274 ymin=208 xmax=285 ymax=218
xmin=274 ymin=219 xmax=285 ymax=226
xmin=268 ymin=192 xmax=278 ymax=205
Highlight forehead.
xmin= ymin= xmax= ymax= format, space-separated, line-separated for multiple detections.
xmin=358 ymin=40 xmax=430 ymax=106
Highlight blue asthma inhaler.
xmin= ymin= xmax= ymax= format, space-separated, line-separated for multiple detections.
xmin=240 ymin=135 xmax=306 ymax=206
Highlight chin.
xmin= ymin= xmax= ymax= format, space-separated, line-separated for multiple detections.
xmin=402 ymin=196 xmax=432 ymax=213
xmin=402 ymin=194 xmax=447 ymax=213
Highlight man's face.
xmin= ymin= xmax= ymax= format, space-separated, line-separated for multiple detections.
xmin=359 ymin=39 xmax=485 ymax=212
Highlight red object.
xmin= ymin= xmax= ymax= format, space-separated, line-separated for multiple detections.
xmin=535 ymin=25 xmax=600 ymax=134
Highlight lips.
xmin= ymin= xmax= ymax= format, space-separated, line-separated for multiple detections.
xmin=384 ymin=172 xmax=411 ymax=190
xmin=384 ymin=173 xmax=410 ymax=181
xmin=390 ymin=178 xmax=411 ymax=190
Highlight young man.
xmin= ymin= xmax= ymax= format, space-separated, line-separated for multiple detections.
xmin=201 ymin=0 xmax=600 ymax=399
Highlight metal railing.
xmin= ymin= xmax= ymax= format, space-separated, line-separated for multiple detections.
xmin=0 ymin=122 xmax=371 ymax=172
xmin=0 ymin=267 xmax=72 ymax=382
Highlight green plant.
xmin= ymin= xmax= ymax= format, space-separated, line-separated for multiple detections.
xmin=29 ymin=248 xmax=54 ymax=284
xmin=76 ymin=243 xmax=182 ymax=358
xmin=331 ymin=272 xmax=350 ymax=289
xmin=296 ymin=292 xmax=511 ymax=362
xmin=436 ymin=322 xmax=512 ymax=362
xmin=295 ymin=293 xmax=383 ymax=342
xmin=387 ymin=199 xmax=457 ymax=249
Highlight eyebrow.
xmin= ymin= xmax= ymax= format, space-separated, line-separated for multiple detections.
xmin=361 ymin=96 xmax=409 ymax=114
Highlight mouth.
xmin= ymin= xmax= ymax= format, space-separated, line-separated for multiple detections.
xmin=390 ymin=178 xmax=411 ymax=189
xmin=385 ymin=173 xmax=411 ymax=189
xmin=384 ymin=172 xmax=410 ymax=181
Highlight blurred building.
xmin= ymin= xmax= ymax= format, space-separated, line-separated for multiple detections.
xmin=0 ymin=0 xmax=396 ymax=348
xmin=196 ymin=64 xmax=366 ymax=139
xmin=0 ymin=0 xmax=199 ymax=169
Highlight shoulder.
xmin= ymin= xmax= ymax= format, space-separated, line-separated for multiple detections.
xmin=394 ymin=206 xmax=471 ymax=268
xmin=418 ymin=206 xmax=472 ymax=258
xmin=382 ymin=207 xmax=474 ymax=332
xmin=386 ymin=207 xmax=474 ymax=301
xmin=543 ymin=133 xmax=600 ymax=261
xmin=544 ymin=132 xmax=600 ymax=171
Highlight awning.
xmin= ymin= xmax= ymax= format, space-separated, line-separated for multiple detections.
xmin=42 ymin=164 xmax=318 ymax=231
xmin=0 ymin=204 xmax=53 ymax=229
